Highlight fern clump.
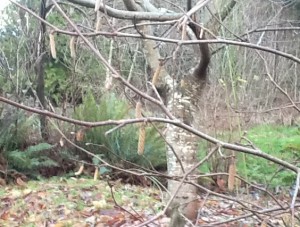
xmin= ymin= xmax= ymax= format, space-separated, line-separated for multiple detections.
xmin=74 ymin=92 xmax=166 ymax=170
xmin=6 ymin=143 xmax=58 ymax=174
xmin=0 ymin=110 xmax=40 ymax=152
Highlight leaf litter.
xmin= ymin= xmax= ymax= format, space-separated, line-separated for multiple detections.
xmin=0 ymin=177 xmax=300 ymax=226
xmin=0 ymin=177 xmax=165 ymax=226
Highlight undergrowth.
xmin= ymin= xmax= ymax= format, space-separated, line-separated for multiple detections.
xmin=73 ymin=92 xmax=166 ymax=170
xmin=239 ymin=125 xmax=300 ymax=187
xmin=198 ymin=124 xmax=300 ymax=188
xmin=6 ymin=143 xmax=57 ymax=174
xmin=4 ymin=96 xmax=297 ymax=188
xmin=0 ymin=110 xmax=74 ymax=178
xmin=0 ymin=110 xmax=36 ymax=151
xmin=0 ymin=92 xmax=167 ymax=179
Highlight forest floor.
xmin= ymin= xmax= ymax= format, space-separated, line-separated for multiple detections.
xmin=0 ymin=177 xmax=165 ymax=226
xmin=0 ymin=177 xmax=298 ymax=227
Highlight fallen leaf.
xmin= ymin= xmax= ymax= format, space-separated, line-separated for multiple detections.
xmin=219 ymin=208 xmax=240 ymax=216
xmin=92 ymin=199 xmax=107 ymax=210
xmin=217 ymin=177 xmax=226 ymax=192
xmin=11 ymin=189 xmax=22 ymax=198
xmin=16 ymin=177 xmax=26 ymax=187
xmin=75 ymin=164 xmax=84 ymax=176
xmin=94 ymin=167 xmax=99 ymax=181
xmin=54 ymin=221 xmax=72 ymax=227
xmin=0 ymin=210 xmax=10 ymax=220
xmin=0 ymin=178 xmax=6 ymax=186
xmin=261 ymin=221 xmax=268 ymax=227
xmin=59 ymin=138 xmax=64 ymax=147
xmin=86 ymin=216 xmax=96 ymax=225
xmin=76 ymin=129 xmax=85 ymax=141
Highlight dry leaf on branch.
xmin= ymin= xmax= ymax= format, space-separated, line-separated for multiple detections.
xmin=75 ymin=164 xmax=84 ymax=176
xmin=76 ymin=129 xmax=85 ymax=142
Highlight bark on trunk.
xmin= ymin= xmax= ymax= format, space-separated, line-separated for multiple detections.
xmin=36 ymin=0 xmax=48 ymax=139
xmin=121 ymin=0 xmax=202 ymax=225
xmin=165 ymin=80 xmax=203 ymax=226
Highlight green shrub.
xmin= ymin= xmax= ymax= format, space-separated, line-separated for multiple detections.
xmin=74 ymin=92 xmax=166 ymax=169
xmin=6 ymin=143 xmax=57 ymax=173
xmin=45 ymin=61 xmax=69 ymax=105
xmin=0 ymin=110 xmax=38 ymax=152
xmin=0 ymin=110 xmax=77 ymax=177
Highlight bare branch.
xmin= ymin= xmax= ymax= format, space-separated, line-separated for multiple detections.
xmin=64 ymin=0 xmax=182 ymax=21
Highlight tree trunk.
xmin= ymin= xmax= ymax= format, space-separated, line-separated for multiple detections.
xmin=36 ymin=0 xmax=48 ymax=139
xmin=165 ymin=78 xmax=204 ymax=226
xmin=121 ymin=0 xmax=202 ymax=225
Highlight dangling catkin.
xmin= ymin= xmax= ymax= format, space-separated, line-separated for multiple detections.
xmin=228 ymin=159 xmax=236 ymax=192
xmin=138 ymin=123 xmax=146 ymax=155
xmin=49 ymin=33 xmax=56 ymax=59
xmin=70 ymin=36 xmax=76 ymax=59
xmin=135 ymin=101 xmax=145 ymax=155
xmin=152 ymin=63 xmax=162 ymax=86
